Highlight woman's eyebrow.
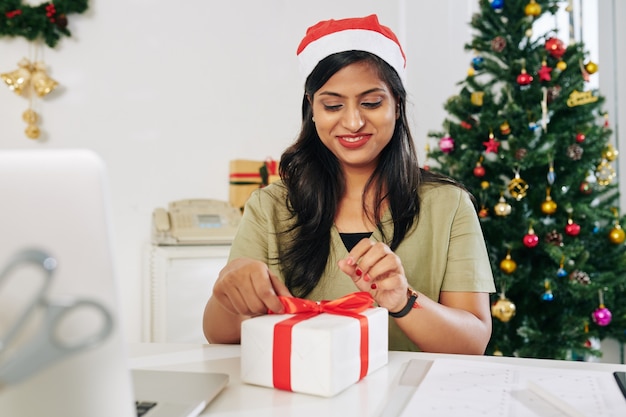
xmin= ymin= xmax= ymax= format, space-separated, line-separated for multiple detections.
xmin=317 ymin=87 xmax=387 ymax=98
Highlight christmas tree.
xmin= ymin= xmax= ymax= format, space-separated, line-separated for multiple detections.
xmin=426 ymin=0 xmax=626 ymax=360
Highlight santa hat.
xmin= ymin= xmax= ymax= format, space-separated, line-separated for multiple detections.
xmin=296 ymin=14 xmax=406 ymax=83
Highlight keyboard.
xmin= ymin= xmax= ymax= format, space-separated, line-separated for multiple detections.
xmin=136 ymin=401 xmax=157 ymax=416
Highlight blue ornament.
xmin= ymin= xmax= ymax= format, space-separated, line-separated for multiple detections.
xmin=556 ymin=267 xmax=567 ymax=277
xmin=472 ymin=56 xmax=485 ymax=70
xmin=490 ymin=0 xmax=504 ymax=11
xmin=542 ymin=291 xmax=554 ymax=301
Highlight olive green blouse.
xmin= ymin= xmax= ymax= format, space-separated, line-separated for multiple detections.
xmin=228 ymin=181 xmax=495 ymax=351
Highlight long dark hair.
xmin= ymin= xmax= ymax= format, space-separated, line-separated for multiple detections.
xmin=278 ymin=50 xmax=461 ymax=297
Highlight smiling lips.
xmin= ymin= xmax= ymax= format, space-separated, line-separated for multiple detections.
xmin=338 ymin=134 xmax=372 ymax=149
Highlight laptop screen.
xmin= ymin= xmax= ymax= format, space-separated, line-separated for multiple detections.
xmin=0 ymin=149 xmax=136 ymax=417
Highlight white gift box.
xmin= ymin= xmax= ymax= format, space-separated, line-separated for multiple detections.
xmin=240 ymin=306 xmax=388 ymax=397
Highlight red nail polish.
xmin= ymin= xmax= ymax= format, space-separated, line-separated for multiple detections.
xmin=370 ymin=283 xmax=377 ymax=290
xmin=355 ymin=268 xmax=362 ymax=277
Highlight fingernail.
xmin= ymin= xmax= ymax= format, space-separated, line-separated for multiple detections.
xmin=346 ymin=256 xmax=355 ymax=266
xmin=355 ymin=268 xmax=363 ymax=277
xmin=370 ymin=283 xmax=377 ymax=290
xmin=363 ymin=273 xmax=371 ymax=282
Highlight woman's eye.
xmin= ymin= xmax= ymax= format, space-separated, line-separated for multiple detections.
xmin=323 ymin=104 xmax=342 ymax=111
xmin=362 ymin=101 xmax=382 ymax=109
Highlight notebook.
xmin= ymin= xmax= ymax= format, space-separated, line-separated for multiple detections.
xmin=0 ymin=149 xmax=228 ymax=417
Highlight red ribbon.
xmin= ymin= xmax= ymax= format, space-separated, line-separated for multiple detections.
xmin=271 ymin=291 xmax=374 ymax=392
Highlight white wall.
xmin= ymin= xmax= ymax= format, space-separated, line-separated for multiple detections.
xmin=1 ymin=0 xmax=623 ymax=360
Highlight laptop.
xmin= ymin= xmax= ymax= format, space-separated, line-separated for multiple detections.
xmin=0 ymin=149 xmax=228 ymax=417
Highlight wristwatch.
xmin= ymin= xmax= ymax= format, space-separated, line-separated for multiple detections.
xmin=388 ymin=287 xmax=419 ymax=318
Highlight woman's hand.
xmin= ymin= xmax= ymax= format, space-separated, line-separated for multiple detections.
xmin=337 ymin=239 xmax=408 ymax=313
xmin=211 ymin=258 xmax=292 ymax=317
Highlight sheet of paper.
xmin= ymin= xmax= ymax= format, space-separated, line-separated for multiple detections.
xmin=399 ymin=358 xmax=626 ymax=417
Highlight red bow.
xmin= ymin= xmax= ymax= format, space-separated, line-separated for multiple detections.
xmin=271 ymin=292 xmax=374 ymax=391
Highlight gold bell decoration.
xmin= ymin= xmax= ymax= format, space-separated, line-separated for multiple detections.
xmin=1 ymin=58 xmax=32 ymax=95
xmin=1 ymin=59 xmax=58 ymax=98
xmin=1 ymin=57 xmax=59 ymax=140
xmin=22 ymin=108 xmax=41 ymax=140
xmin=491 ymin=291 xmax=516 ymax=322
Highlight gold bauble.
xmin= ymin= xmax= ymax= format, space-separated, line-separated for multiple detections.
xmin=481 ymin=181 xmax=490 ymax=190
xmin=499 ymin=254 xmax=517 ymax=274
xmin=525 ymin=0 xmax=541 ymax=17
xmin=556 ymin=60 xmax=567 ymax=71
xmin=470 ymin=91 xmax=484 ymax=106
xmin=584 ymin=61 xmax=598 ymax=74
xmin=22 ymin=109 xmax=38 ymax=124
xmin=596 ymin=160 xmax=616 ymax=186
xmin=494 ymin=196 xmax=511 ymax=216
xmin=491 ymin=296 xmax=516 ymax=322
xmin=603 ymin=144 xmax=618 ymax=162
xmin=25 ymin=124 xmax=41 ymax=140
xmin=608 ymin=225 xmax=626 ymax=244
xmin=500 ymin=121 xmax=511 ymax=135
xmin=541 ymin=198 xmax=557 ymax=215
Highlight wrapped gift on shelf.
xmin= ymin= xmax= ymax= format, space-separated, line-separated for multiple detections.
xmin=240 ymin=292 xmax=388 ymax=397
xmin=229 ymin=158 xmax=279 ymax=211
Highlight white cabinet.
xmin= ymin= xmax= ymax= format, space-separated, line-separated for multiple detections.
xmin=142 ymin=244 xmax=230 ymax=343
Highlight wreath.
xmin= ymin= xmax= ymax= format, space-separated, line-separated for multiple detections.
xmin=0 ymin=0 xmax=88 ymax=47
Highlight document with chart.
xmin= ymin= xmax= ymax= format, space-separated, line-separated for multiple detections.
xmin=400 ymin=358 xmax=626 ymax=417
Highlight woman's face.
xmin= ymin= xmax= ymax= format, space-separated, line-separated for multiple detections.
xmin=311 ymin=61 xmax=398 ymax=172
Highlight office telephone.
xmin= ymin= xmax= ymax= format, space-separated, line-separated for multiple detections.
xmin=151 ymin=199 xmax=241 ymax=245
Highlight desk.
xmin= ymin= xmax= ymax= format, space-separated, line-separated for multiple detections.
xmin=128 ymin=343 xmax=626 ymax=417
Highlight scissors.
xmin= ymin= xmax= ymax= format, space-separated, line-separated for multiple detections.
xmin=0 ymin=249 xmax=114 ymax=387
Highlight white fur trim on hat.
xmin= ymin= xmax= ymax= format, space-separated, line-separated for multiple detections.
xmin=297 ymin=15 xmax=406 ymax=83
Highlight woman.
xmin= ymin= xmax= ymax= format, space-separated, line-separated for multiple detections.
xmin=203 ymin=15 xmax=495 ymax=353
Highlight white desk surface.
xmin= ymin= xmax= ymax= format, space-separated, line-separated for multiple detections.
xmin=128 ymin=343 xmax=626 ymax=417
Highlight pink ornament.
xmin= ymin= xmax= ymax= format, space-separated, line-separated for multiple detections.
xmin=592 ymin=306 xmax=612 ymax=326
xmin=523 ymin=233 xmax=539 ymax=248
xmin=439 ymin=136 xmax=455 ymax=153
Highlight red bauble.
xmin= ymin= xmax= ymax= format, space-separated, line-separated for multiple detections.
xmin=565 ymin=222 xmax=581 ymax=236
xmin=575 ymin=133 xmax=586 ymax=143
xmin=545 ymin=37 xmax=566 ymax=59
xmin=473 ymin=164 xmax=486 ymax=177
xmin=523 ymin=233 xmax=539 ymax=248
xmin=579 ymin=181 xmax=592 ymax=194
xmin=516 ymin=71 xmax=533 ymax=86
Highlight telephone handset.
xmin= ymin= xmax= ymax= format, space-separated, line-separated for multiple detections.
xmin=151 ymin=199 xmax=241 ymax=245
